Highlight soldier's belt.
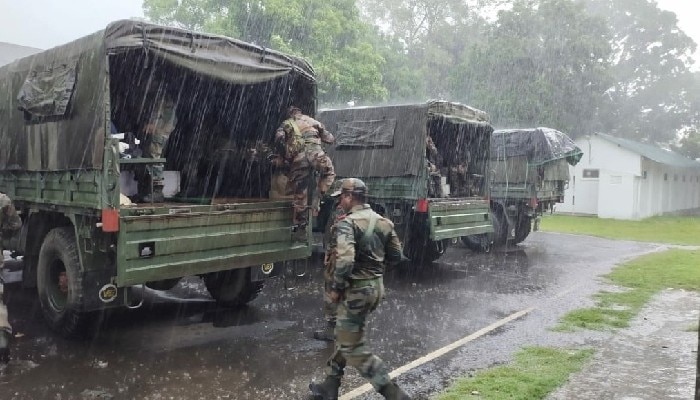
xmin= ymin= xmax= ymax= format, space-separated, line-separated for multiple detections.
xmin=350 ymin=277 xmax=381 ymax=287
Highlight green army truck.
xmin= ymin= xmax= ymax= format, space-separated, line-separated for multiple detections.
xmin=0 ymin=20 xmax=316 ymax=337
xmin=315 ymin=101 xmax=494 ymax=262
xmin=469 ymin=127 xmax=582 ymax=248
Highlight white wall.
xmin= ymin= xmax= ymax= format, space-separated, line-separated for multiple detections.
xmin=559 ymin=135 xmax=700 ymax=219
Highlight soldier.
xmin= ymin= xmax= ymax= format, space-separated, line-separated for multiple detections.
xmin=0 ymin=193 xmax=22 ymax=364
xmin=138 ymin=85 xmax=178 ymax=202
xmin=313 ymin=204 xmax=346 ymax=341
xmin=274 ymin=106 xmax=335 ymax=231
xmin=309 ymin=178 xmax=410 ymax=400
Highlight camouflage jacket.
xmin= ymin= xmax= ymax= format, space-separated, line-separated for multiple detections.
xmin=0 ymin=193 xmax=21 ymax=238
xmin=145 ymin=92 xmax=178 ymax=136
xmin=275 ymin=114 xmax=334 ymax=160
xmin=333 ymin=204 xmax=402 ymax=290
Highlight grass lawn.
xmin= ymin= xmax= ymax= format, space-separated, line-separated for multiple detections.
xmin=556 ymin=249 xmax=700 ymax=331
xmin=436 ymin=243 xmax=700 ymax=399
xmin=435 ymin=347 xmax=594 ymax=400
xmin=539 ymin=215 xmax=700 ymax=246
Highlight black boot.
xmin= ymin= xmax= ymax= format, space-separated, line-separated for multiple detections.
xmin=0 ymin=329 xmax=11 ymax=364
xmin=309 ymin=376 xmax=341 ymax=400
xmin=142 ymin=185 xmax=165 ymax=203
xmin=378 ymin=380 xmax=411 ymax=400
xmin=313 ymin=321 xmax=335 ymax=342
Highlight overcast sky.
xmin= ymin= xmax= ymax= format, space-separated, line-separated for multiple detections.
xmin=0 ymin=0 xmax=698 ymax=60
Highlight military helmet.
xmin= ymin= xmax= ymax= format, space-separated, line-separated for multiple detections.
xmin=286 ymin=105 xmax=302 ymax=117
xmin=330 ymin=178 xmax=368 ymax=197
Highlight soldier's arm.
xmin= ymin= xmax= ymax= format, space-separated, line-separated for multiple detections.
xmin=332 ymin=219 xmax=356 ymax=291
xmin=275 ymin=120 xmax=292 ymax=142
xmin=310 ymin=117 xmax=334 ymax=144
xmin=385 ymin=224 xmax=403 ymax=266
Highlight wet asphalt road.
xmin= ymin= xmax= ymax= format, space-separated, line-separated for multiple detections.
xmin=0 ymin=232 xmax=660 ymax=400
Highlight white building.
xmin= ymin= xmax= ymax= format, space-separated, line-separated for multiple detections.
xmin=558 ymin=133 xmax=700 ymax=220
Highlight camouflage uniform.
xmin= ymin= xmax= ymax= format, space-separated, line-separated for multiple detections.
xmin=328 ymin=203 xmax=402 ymax=388
xmin=139 ymin=90 xmax=178 ymax=200
xmin=313 ymin=206 xmax=346 ymax=341
xmin=0 ymin=193 xmax=22 ymax=363
xmin=275 ymin=109 xmax=335 ymax=225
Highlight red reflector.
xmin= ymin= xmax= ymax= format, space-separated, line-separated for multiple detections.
xmin=102 ymin=209 xmax=119 ymax=232
xmin=416 ymin=198 xmax=429 ymax=213
xmin=529 ymin=197 xmax=538 ymax=209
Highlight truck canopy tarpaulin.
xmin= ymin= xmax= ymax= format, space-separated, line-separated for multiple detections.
xmin=492 ymin=127 xmax=583 ymax=166
xmin=0 ymin=19 xmax=315 ymax=172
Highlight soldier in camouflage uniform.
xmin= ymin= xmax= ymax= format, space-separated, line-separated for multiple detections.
xmin=309 ymin=179 xmax=410 ymax=400
xmin=313 ymin=205 xmax=346 ymax=341
xmin=0 ymin=193 xmax=22 ymax=364
xmin=138 ymin=86 xmax=178 ymax=202
xmin=274 ymin=106 xmax=335 ymax=228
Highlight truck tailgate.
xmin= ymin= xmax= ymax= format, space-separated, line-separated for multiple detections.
xmin=116 ymin=200 xmax=309 ymax=286
xmin=428 ymin=198 xmax=493 ymax=240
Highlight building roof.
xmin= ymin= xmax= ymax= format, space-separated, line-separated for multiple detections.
xmin=595 ymin=132 xmax=700 ymax=169
xmin=0 ymin=42 xmax=42 ymax=66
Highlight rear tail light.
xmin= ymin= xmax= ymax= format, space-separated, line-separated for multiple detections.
xmin=528 ymin=197 xmax=538 ymax=209
xmin=416 ymin=198 xmax=429 ymax=213
xmin=101 ymin=209 xmax=120 ymax=232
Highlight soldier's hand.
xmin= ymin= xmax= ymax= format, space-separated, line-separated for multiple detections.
xmin=329 ymin=290 xmax=342 ymax=303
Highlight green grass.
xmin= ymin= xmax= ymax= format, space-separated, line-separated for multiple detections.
xmin=435 ymin=347 xmax=594 ymax=400
xmin=556 ymin=249 xmax=700 ymax=331
xmin=540 ymin=215 xmax=700 ymax=245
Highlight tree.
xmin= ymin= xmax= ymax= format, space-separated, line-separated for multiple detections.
xmin=453 ymin=0 xmax=613 ymax=136
xmin=357 ymin=0 xmax=491 ymax=99
xmin=585 ymin=0 xmax=698 ymax=143
xmin=144 ymin=0 xmax=389 ymax=104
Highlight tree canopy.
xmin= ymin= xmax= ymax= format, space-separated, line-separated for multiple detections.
xmin=143 ymin=0 xmax=700 ymax=147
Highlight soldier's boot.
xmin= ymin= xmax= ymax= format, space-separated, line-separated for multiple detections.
xmin=0 ymin=329 xmax=11 ymax=364
xmin=142 ymin=184 xmax=165 ymax=203
xmin=312 ymin=321 xmax=335 ymax=342
xmin=378 ymin=380 xmax=411 ymax=400
xmin=309 ymin=376 xmax=341 ymax=400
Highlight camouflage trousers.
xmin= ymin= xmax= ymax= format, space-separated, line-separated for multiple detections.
xmin=326 ymin=277 xmax=391 ymax=391
xmin=322 ymin=259 xmax=338 ymax=324
xmin=0 ymin=268 xmax=10 ymax=334
xmin=143 ymin=132 xmax=171 ymax=182
xmin=287 ymin=145 xmax=335 ymax=224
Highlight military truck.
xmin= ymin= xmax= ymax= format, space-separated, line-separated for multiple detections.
xmin=464 ymin=127 xmax=582 ymax=249
xmin=315 ymin=101 xmax=494 ymax=262
xmin=0 ymin=20 xmax=316 ymax=336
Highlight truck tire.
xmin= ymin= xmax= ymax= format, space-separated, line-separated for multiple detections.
xmin=460 ymin=234 xmax=492 ymax=253
xmin=36 ymin=227 xmax=91 ymax=338
xmin=145 ymin=278 xmax=181 ymax=291
xmin=513 ymin=214 xmax=532 ymax=244
xmin=203 ymin=268 xmax=263 ymax=307
xmin=405 ymin=236 xmax=449 ymax=263
xmin=491 ymin=207 xmax=509 ymax=246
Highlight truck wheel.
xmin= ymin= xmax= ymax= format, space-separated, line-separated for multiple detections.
xmin=36 ymin=227 xmax=90 ymax=338
xmin=513 ymin=214 xmax=532 ymax=244
xmin=491 ymin=208 xmax=508 ymax=246
xmin=145 ymin=278 xmax=181 ymax=291
xmin=460 ymin=234 xmax=492 ymax=253
xmin=203 ymin=268 xmax=263 ymax=307
xmin=406 ymin=237 xmax=449 ymax=263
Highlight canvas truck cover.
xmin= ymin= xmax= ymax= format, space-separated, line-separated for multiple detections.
xmin=321 ymin=101 xmax=490 ymax=178
xmin=491 ymin=127 xmax=583 ymax=166
xmin=0 ymin=20 xmax=315 ymax=172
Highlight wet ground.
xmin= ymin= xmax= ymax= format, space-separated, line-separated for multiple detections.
xmin=0 ymin=232 xmax=668 ymax=399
